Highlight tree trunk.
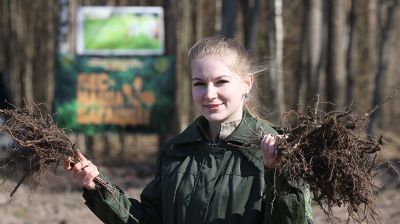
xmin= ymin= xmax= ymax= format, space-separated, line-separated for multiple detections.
xmin=368 ymin=0 xmax=378 ymax=64
xmin=294 ymin=0 xmax=309 ymax=110
xmin=175 ymin=0 xmax=196 ymax=133
xmin=221 ymin=0 xmax=238 ymax=38
xmin=0 ymin=1 xmax=8 ymax=72
xmin=241 ymin=0 xmax=260 ymax=52
xmin=23 ymin=1 xmax=36 ymax=107
xmin=272 ymin=0 xmax=286 ymax=116
xmin=9 ymin=0 xmax=24 ymax=106
xmin=265 ymin=0 xmax=285 ymax=120
xmin=195 ymin=0 xmax=216 ymax=40
xmin=306 ymin=0 xmax=323 ymax=106
xmin=345 ymin=0 xmax=357 ymax=106
xmin=164 ymin=0 xmax=177 ymax=55
xmin=325 ymin=0 xmax=348 ymax=111
xmin=44 ymin=0 xmax=57 ymax=106
xmin=367 ymin=0 xmax=399 ymax=135
xmin=0 ymin=0 xmax=12 ymax=107
xmin=57 ymin=0 xmax=70 ymax=54
xmin=266 ymin=0 xmax=276 ymax=119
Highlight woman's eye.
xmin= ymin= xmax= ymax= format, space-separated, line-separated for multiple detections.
xmin=216 ymin=80 xmax=229 ymax=85
xmin=193 ymin=82 xmax=205 ymax=87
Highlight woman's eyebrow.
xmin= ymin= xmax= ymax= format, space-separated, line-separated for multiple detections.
xmin=215 ymin=75 xmax=231 ymax=79
xmin=192 ymin=75 xmax=232 ymax=82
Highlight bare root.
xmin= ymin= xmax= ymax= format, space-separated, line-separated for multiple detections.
xmin=276 ymin=107 xmax=383 ymax=223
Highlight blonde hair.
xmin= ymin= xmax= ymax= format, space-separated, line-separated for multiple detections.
xmin=188 ymin=35 xmax=251 ymax=76
xmin=188 ymin=35 xmax=267 ymax=119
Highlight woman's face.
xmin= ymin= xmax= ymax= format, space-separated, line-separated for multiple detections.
xmin=191 ymin=55 xmax=253 ymax=125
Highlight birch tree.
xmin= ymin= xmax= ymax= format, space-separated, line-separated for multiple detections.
xmin=306 ymin=0 xmax=323 ymax=105
xmin=270 ymin=0 xmax=285 ymax=116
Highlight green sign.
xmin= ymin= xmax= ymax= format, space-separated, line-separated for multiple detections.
xmin=55 ymin=55 xmax=175 ymax=135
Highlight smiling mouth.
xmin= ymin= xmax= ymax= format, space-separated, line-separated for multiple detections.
xmin=205 ymin=104 xmax=222 ymax=109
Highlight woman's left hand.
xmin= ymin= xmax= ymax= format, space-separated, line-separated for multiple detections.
xmin=261 ymin=134 xmax=280 ymax=169
xmin=63 ymin=150 xmax=99 ymax=190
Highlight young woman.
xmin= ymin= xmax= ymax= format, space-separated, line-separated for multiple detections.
xmin=65 ymin=36 xmax=313 ymax=224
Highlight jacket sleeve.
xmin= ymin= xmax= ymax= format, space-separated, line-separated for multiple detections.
xmin=82 ymin=172 xmax=162 ymax=224
xmin=82 ymin=150 xmax=166 ymax=224
xmin=263 ymin=169 xmax=313 ymax=224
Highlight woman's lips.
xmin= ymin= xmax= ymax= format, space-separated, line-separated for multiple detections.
xmin=205 ymin=104 xmax=222 ymax=111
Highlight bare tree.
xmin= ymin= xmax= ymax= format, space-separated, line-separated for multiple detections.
xmin=274 ymin=0 xmax=285 ymax=115
xmin=174 ymin=0 xmax=196 ymax=133
xmin=306 ymin=0 xmax=323 ymax=106
xmin=221 ymin=0 xmax=238 ymax=38
xmin=325 ymin=0 xmax=348 ymax=111
xmin=294 ymin=0 xmax=309 ymax=110
xmin=164 ymin=0 xmax=177 ymax=55
xmin=195 ymin=0 xmax=216 ymax=41
xmin=241 ymin=0 xmax=260 ymax=52
xmin=220 ymin=0 xmax=260 ymax=52
xmin=345 ymin=0 xmax=357 ymax=105
xmin=367 ymin=0 xmax=399 ymax=135
xmin=267 ymin=0 xmax=285 ymax=117
xmin=0 ymin=0 xmax=12 ymax=106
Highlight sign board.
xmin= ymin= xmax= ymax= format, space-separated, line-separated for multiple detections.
xmin=55 ymin=55 xmax=174 ymax=134
xmin=77 ymin=6 xmax=164 ymax=55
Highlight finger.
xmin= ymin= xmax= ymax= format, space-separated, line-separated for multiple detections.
xmin=268 ymin=139 xmax=278 ymax=157
xmin=81 ymin=166 xmax=98 ymax=179
xmin=268 ymin=138 xmax=276 ymax=150
xmin=63 ymin=157 xmax=72 ymax=170
xmin=81 ymin=160 xmax=92 ymax=170
xmin=75 ymin=150 xmax=87 ymax=162
xmin=72 ymin=160 xmax=92 ymax=173
xmin=74 ymin=165 xmax=92 ymax=180
xmin=72 ymin=162 xmax=83 ymax=172
xmin=261 ymin=134 xmax=272 ymax=149
xmin=263 ymin=134 xmax=272 ymax=142
xmin=264 ymin=136 xmax=275 ymax=150
xmin=83 ymin=181 xmax=96 ymax=190
xmin=80 ymin=167 xmax=99 ymax=189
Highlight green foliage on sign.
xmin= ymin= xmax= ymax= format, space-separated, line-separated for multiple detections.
xmin=84 ymin=14 xmax=161 ymax=50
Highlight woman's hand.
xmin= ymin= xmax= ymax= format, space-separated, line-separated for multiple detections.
xmin=261 ymin=134 xmax=280 ymax=169
xmin=64 ymin=150 xmax=99 ymax=190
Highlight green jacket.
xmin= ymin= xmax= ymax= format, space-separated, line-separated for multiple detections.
xmin=83 ymin=111 xmax=313 ymax=224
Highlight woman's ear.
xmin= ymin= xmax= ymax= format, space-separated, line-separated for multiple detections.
xmin=243 ymin=73 xmax=254 ymax=93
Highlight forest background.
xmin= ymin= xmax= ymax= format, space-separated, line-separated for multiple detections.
xmin=0 ymin=0 xmax=400 ymax=223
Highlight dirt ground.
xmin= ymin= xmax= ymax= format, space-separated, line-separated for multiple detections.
xmin=1 ymin=132 xmax=400 ymax=224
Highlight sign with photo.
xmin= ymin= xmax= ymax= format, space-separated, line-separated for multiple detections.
xmin=77 ymin=6 xmax=164 ymax=55
xmin=54 ymin=55 xmax=174 ymax=134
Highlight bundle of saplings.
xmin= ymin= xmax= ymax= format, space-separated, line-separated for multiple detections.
xmin=0 ymin=104 xmax=138 ymax=222
xmin=273 ymin=107 xmax=383 ymax=223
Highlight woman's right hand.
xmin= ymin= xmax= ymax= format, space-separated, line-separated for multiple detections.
xmin=64 ymin=150 xmax=99 ymax=190
xmin=261 ymin=134 xmax=280 ymax=169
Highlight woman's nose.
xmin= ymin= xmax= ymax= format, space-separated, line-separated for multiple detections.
xmin=206 ymin=84 xmax=218 ymax=99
